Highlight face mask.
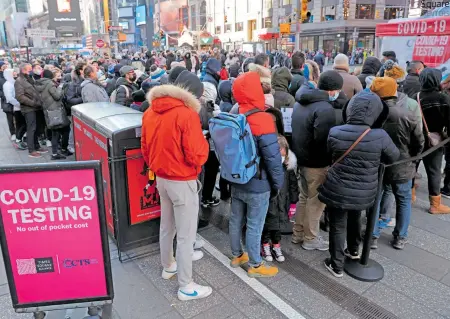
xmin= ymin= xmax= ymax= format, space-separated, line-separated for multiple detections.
xmin=33 ymin=70 xmax=41 ymax=76
xmin=13 ymin=76 xmax=18 ymax=80
xmin=281 ymin=156 xmax=285 ymax=164
xmin=329 ymin=91 xmax=339 ymax=102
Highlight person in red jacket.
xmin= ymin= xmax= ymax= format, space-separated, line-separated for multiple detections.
xmin=220 ymin=65 xmax=229 ymax=80
xmin=141 ymin=71 xmax=211 ymax=301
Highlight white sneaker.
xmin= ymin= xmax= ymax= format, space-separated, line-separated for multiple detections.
xmin=178 ymin=282 xmax=212 ymax=301
xmin=272 ymin=245 xmax=285 ymax=262
xmin=162 ymin=262 xmax=177 ymax=279
xmin=194 ymin=238 xmax=205 ymax=250
xmin=192 ymin=250 xmax=204 ymax=261
xmin=68 ymin=146 xmax=75 ymax=153
xmin=10 ymin=134 xmax=16 ymax=141
xmin=46 ymin=140 xmax=52 ymax=147
xmin=262 ymin=244 xmax=273 ymax=262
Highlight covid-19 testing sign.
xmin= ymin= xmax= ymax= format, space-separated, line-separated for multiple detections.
xmin=0 ymin=161 xmax=113 ymax=311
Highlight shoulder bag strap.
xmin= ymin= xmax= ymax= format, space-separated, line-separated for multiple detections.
xmin=331 ymin=128 xmax=371 ymax=168
xmin=243 ymin=109 xmax=262 ymax=117
xmin=417 ymin=92 xmax=430 ymax=135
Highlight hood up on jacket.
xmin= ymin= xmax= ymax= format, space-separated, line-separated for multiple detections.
xmin=218 ymin=80 xmax=233 ymax=103
xmin=232 ymin=72 xmax=265 ymax=113
xmin=147 ymin=84 xmax=201 ymax=115
xmin=420 ymin=68 xmax=442 ymax=92
xmin=206 ymin=58 xmax=221 ymax=76
xmin=271 ymin=67 xmax=292 ymax=92
xmin=3 ymin=69 xmax=14 ymax=83
xmin=295 ymin=84 xmax=329 ymax=106
xmin=361 ymin=57 xmax=382 ymax=75
xmin=34 ymin=77 xmax=53 ymax=93
xmin=343 ymin=90 xmax=389 ymax=128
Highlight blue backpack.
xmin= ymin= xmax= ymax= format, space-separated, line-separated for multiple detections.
xmin=209 ymin=109 xmax=261 ymax=184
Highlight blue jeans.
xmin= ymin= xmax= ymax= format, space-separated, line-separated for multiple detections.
xmin=373 ymin=181 xmax=412 ymax=239
xmin=230 ymin=188 xmax=270 ymax=267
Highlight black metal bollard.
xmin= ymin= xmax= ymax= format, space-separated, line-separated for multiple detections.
xmin=344 ymin=165 xmax=385 ymax=282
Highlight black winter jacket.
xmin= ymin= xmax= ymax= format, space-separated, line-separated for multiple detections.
xmin=291 ymin=85 xmax=339 ymax=168
xmin=265 ymin=150 xmax=299 ymax=231
xmin=166 ymin=53 xmax=176 ymax=70
xmin=418 ymin=68 xmax=450 ymax=148
xmin=114 ymin=77 xmax=138 ymax=107
xmin=318 ymin=91 xmax=400 ymax=210
xmin=357 ymin=57 xmax=382 ymax=89
xmin=289 ymin=69 xmax=305 ymax=97
xmin=0 ymin=72 xmax=6 ymax=107
xmin=65 ymin=73 xmax=83 ymax=111
xmin=403 ymin=73 xmax=421 ymax=99
xmin=382 ymin=94 xmax=424 ymax=183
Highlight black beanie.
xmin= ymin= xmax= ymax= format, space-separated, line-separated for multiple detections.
xmin=318 ymin=70 xmax=344 ymax=91
xmin=168 ymin=66 xmax=187 ymax=83
xmin=175 ymin=70 xmax=204 ymax=99
xmin=43 ymin=69 xmax=53 ymax=79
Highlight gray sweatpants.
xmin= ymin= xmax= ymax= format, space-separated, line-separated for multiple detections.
xmin=157 ymin=177 xmax=200 ymax=288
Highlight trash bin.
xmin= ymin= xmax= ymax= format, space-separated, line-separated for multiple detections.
xmin=72 ymin=103 xmax=160 ymax=255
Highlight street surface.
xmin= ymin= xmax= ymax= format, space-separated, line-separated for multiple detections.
xmin=1 ymin=111 xmax=450 ymax=319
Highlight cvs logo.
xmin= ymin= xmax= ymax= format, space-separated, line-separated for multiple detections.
xmin=63 ymin=258 xmax=98 ymax=269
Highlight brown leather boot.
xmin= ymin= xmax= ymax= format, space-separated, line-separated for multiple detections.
xmin=429 ymin=195 xmax=450 ymax=214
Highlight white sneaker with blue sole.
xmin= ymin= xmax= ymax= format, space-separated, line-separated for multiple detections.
xmin=178 ymin=282 xmax=212 ymax=301
xmin=162 ymin=262 xmax=177 ymax=279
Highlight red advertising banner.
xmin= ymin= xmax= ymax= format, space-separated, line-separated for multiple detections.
xmin=73 ymin=117 xmax=115 ymax=235
xmin=125 ymin=149 xmax=161 ymax=225
xmin=376 ymin=16 xmax=450 ymax=37
xmin=0 ymin=163 xmax=113 ymax=309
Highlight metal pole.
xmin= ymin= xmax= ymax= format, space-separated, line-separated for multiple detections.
xmin=295 ymin=0 xmax=300 ymax=51
xmin=146 ymin=0 xmax=155 ymax=50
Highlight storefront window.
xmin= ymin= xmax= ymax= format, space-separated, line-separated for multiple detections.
xmin=384 ymin=7 xmax=405 ymax=19
xmin=355 ymin=4 xmax=375 ymax=19
xmin=321 ymin=6 xmax=336 ymax=21
xmin=264 ymin=17 xmax=272 ymax=28
xmin=225 ymin=24 xmax=232 ymax=32
xmin=215 ymin=26 xmax=221 ymax=34
xmin=235 ymin=22 xmax=243 ymax=31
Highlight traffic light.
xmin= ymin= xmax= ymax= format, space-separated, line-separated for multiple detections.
xmin=224 ymin=15 xmax=228 ymax=23
xmin=375 ymin=10 xmax=381 ymax=19
xmin=301 ymin=0 xmax=308 ymax=21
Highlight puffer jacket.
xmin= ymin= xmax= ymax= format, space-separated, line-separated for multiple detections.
xmin=403 ymin=73 xmax=421 ymax=99
xmin=65 ymin=72 xmax=83 ymax=108
xmin=357 ymin=57 xmax=382 ymax=89
xmin=202 ymin=58 xmax=221 ymax=89
xmin=232 ymin=72 xmax=284 ymax=193
xmin=3 ymin=69 xmax=20 ymax=112
xmin=418 ymin=68 xmax=450 ymax=149
xmin=81 ymin=79 xmax=109 ymax=103
xmin=114 ymin=77 xmax=138 ymax=107
xmin=335 ymin=68 xmax=363 ymax=99
xmin=15 ymin=73 xmax=42 ymax=114
xmin=105 ymin=74 xmax=120 ymax=96
xmin=265 ymin=150 xmax=299 ymax=231
xmin=272 ymin=67 xmax=295 ymax=109
xmin=141 ymin=84 xmax=209 ymax=181
xmin=289 ymin=69 xmax=305 ymax=97
xmin=35 ymin=78 xmax=69 ymax=129
xmin=381 ymin=93 xmax=424 ymax=184
xmin=318 ymin=91 xmax=400 ymax=210
xmin=291 ymin=84 xmax=339 ymax=168
xmin=218 ymin=80 xmax=233 ymax=112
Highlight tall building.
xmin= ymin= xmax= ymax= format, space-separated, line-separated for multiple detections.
xmin=0 ymin=0 xmax=30 ymax=48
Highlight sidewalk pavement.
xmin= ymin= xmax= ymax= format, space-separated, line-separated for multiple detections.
xmin=2 ymin=111 xmax=450 ymax=319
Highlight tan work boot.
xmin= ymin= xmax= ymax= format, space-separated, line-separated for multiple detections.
xmin=429 ymin=195 xmax=450 ymax=214
xmin=412 ymin=184 xmax=417 ymax=203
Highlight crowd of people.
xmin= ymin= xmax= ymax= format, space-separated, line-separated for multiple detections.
xmin=2 ymin=47 xmax=450 ymax=302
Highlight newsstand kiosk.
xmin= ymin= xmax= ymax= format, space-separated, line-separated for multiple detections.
xmin=72 ymin=103 xmax=160 ymax=260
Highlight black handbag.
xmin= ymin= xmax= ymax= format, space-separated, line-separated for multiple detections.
xmin=1 ymin=102 xmax=13 ymax=113
xmin=45 ymin=107 xmax=68 ymax=129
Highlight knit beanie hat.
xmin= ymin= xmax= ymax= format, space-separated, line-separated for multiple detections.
xmin=174 ymin=70 xmax=204 ymax=99
xmin=318 ymin=70 xmax=343 ymax=91
xmin=384 ymin=60 xmax=406 ymax=82
xmin=43 ymin=69 xmax=54 ymax=79
xmin=168 ymin=66 xmax=187 ymax=83
xmin=150 ymin=67 xmax=166 ymax=81
xmin=333 ymin=54 xmax=350 ymax=72
xmin=370 ymin=77 xmax=398 ymax=98
xmin=304 ymin=60 xmax=320 ymax=83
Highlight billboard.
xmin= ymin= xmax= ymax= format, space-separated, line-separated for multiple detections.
xmin=159 ymin=0 xmax=187 ymax=32
xmin=118 ymin=7 xmax=134 ymax=18
xmin=0 ymin=162 xmax=113 ymax=309
xmin=136 ymin=5 xmax=146 ymax=26
xmin=48 ymin=0 xmax=82 ymax=33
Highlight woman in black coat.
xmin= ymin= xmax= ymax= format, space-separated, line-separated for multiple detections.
xmin=319 ymin=91 xmax=399 ymax=277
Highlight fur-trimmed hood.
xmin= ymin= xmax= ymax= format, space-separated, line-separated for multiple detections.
xmin=285 ymin=150 xmax=297 ymax=171
xmin=147 ymin=84 xmax=201 ymax=114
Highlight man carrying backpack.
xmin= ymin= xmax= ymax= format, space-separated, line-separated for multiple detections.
xmin=114 ymin=66 xmax=138 ymax=107
xmin=211 ymin=72 xmax=284 ymax=278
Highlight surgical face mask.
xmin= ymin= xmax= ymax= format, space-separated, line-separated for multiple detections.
xmin=281 ymin=156 xmax=285 ymax=164
xmin=33 ymin=69 xmax=41 ymax=76
xmin=329 ymin=91 xmax=339 ymax=102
